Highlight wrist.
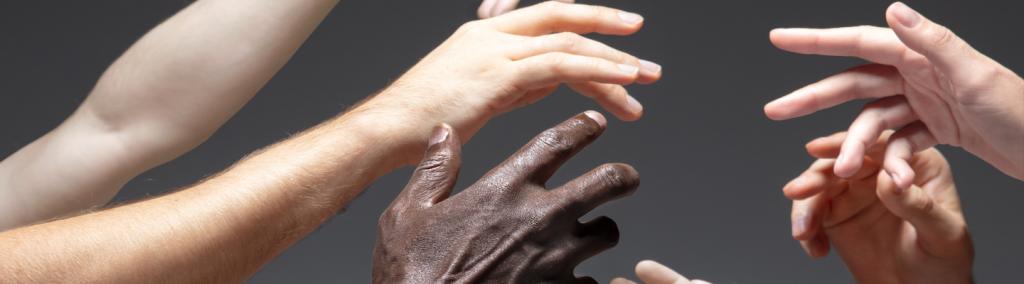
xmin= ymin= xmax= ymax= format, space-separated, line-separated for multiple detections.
xmin=340 ymin=97 xmax=438 ymax=170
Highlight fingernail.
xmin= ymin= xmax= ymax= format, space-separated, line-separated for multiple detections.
xmin=582 ymin=110 xmax=607 ymax=127
xmin=793 ymin=213 xmax=807 ymax=236
xmin=887 ymin=170 xmax=905 ymax=195
xmin=618 ymin=64 xmax=640 ymax=75
xmin=429 ymin=126 xmax=450 ymax=146
xmin=892 ymin=2 xmax=921 ymax=28
xmin=639 ymin=59 xmax=662 ymax=74
xmin=618 ymin=11 xmax=644 ymax=24
xmin=625 ymin=95 xmax=643 ymax=114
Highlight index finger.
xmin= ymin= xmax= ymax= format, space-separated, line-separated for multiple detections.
xmin=489 ymin=111 xmax=607 ymax=185
xmin=770 ymin=26 xmax=917 ymax=66
xmin=484 ymin=1 xmax=643 ymax=36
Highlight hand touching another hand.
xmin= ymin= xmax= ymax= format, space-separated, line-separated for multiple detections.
xmin=373 ymin=112 xmax=639 ymax=283
xmin=363 ymin=1 xmax=661 ymax=165
xmin=784 ymin=132 xmax=973 ymax=283
xmin=765 ymin=2 xmax=1024 ymax=187
xmin=611 ymin=260 xmax=712 ymax=284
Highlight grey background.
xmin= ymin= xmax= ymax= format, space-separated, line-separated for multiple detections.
xmin=1 ymin=0 xmax=1021 ymax=283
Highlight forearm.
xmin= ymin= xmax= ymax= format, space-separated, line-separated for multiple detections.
xmin=0 ymin=105 xmax=415 ymax=282
xmin=85 ymin=0 xmax=340 ymax=166
xmin=0 ymin=0 xmax=339 ymax=230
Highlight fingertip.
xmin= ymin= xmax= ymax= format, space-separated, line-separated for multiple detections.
xmin=622 ymin=95 xmax=644 ymax=121
xmin=763 ymin=102 xmax=788 ymax=121
xmin=833 ymin=149 xmax=861 ymax=179
xmin=883 ymin=159 xmax=916 ymax=193
xmin=610 ymin=278 xmax=637 ymax=284
xmin=768 ymin=28 xmax=789 ymax=45
xmin=477 ymin=0 xmax=496 ymax=18
xmin=886 ymin=2 xmax=921 ymax=29
xmin=583 ymin=110 xmax=608 ymax=128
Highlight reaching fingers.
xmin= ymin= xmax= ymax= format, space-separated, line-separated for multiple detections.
xmin=784 ymin=159 xmax=843 ymax=200
xmin=834 ymin=96 xmax=917 ymax=178
xmin=610 ymin=278 xmax=638 ymax=284
xmin=493 ymin=111 xmax=606 ymax=184
xmin=514 ymin=52 xmax=641 ymax=87
xmin=569 ymin=82 xmax=644 ymax=121
xmin=875 ymin=166 xmax=970 ymax=255
xmin=398 ymin=124 xmax=462 ymax=208
xmin=635 ymin=260 xmax=693 ymax=284
xmin=885 ymin=2 xmax=991 ymax=83
xmin=510 ymin=32 xmax=662 ymax=84
xmin=765 ymin=64 xmax=904 ymax=120
xmin=883 ymin=122 xmax=939 ymax=189
xmin=486 ymin=2 xmax=643 ymax=36
xmin=769 ymin=26 xmax=917 ymax=66
xmin=554 ymin=163 xmax=640 ymax=218
xmin=806 ymin=131 xmax=890 ymax=160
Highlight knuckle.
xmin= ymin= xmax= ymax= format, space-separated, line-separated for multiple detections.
xmin=535 ymin=128 xmax=577 ymax=154
xmin=929 ymin=26 xmax=959 ymax=48
xmin=596 ymin=163 xmax=640 ymax=193
xmin=553 ymin=32 xmax=583 ymax=51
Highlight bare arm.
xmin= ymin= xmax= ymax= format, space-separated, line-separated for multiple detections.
xmin=0 ymin=0 xmax=340 ymax=229
xmin=0 ymin=105 xmax=411 ymax=283
xmin=0 ymin=2 xmax=659 ymax=281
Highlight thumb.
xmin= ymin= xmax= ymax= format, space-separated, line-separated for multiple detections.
xmin=875 ymin=169 xmax=966 ymax=253
xmin=885 ymin=2 xmax=987 ymax=78
xmin=401 ymin=124 xmax=462 ymax=207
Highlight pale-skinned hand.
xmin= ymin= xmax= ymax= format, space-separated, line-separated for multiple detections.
xmin=784 ymin=131 xmax=973 ymax=283
xmin=765 ymin=2 xmax=1024 ymax=188
xmin=610 ymin=260 xmax=712 ymax=284
xmin=365 ymin=1 xmax=661 ymax=165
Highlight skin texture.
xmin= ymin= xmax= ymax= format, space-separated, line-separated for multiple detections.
xmin=0 ymin=3 xmax=658 ymax=282
xmin=764 ymin=2 xmax=1024 ymax=187
xmin=784 ymin=132 xmax=973 ymax=283
xmin=373 ymin=112 xmax=639 ymax=283
xmin=611 ymin=260 xmax=712 ymax=284
xmin=0 ymin=0 xmax=341 ymax=230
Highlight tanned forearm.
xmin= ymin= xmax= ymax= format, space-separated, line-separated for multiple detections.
xmin=0 ymin=103 xmax=419 ymax=283
xmin=0 ymin=0 xmax=340 ymax=230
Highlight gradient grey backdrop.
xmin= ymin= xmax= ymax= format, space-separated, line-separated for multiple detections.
xmin=1 ymin=0 xmax=1021 ymax=283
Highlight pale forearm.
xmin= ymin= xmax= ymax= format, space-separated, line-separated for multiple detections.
xmin=86 ymin=0 xmax=340 ymax=163
xmin=0 ymin=0 xmax=340 ymax=230
xmin=0 ymin=106 xmax=413 ymax=282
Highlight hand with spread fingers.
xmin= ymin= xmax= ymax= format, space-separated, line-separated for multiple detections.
xmin=765 ymin=2 xmax=1024 ymax=186
xmin=368 ymin=1 xmax=662 ymax=165
xmin=784 ymin=132 xmax=973 ymax=283
xmin=373 ymin=112 xmax=639 ymax=283
xmin=611 ymin=260 xmax=712 ymax=284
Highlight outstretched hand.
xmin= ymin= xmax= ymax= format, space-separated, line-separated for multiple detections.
xmin=368 ymin=1 xmax=661 ymax=165
xmin=765 ymin=2 xmax=1024 ymax=187
xmin=784 ymin=132 xmax=973 ymax=283
xmin=373 ymin=111 xmax=639 ymax=283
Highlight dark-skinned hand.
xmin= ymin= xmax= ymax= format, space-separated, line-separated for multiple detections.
xmin=373 ymin=111 xmax=639 ymax=283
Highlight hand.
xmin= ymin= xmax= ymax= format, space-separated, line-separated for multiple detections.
xmin=611 ymin=260 xmax=712 ymax=284
xmin=478 ymin=0 xmax=574 ymax=18
xmin=362 ymin=1 xmax=661 ymax=164
xmin=764 ymin=2 xmax=1024 ymax=187
xmin=784 ymin=132 xmax=973 ymax=283
xmin=373 ymin=111 xmax=639 ymax=283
